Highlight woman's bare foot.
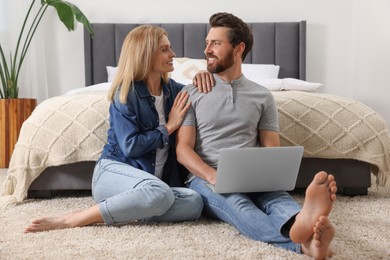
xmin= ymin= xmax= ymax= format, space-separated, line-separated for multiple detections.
xmin=289 ymin=171 xmax=337 ymax=243
xmin=24 ymin=214 xmax=76 ymax=233
xmin=24 ymin=205 xmax=104 ymax=233
xmin=301 ymin=216 xmax=335 ymax=260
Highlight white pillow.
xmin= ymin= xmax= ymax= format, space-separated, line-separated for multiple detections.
xmin=106 ymin=61 xmax=320 ymax=92
xmin=281 ymin=78 xmax=323 ymax=91
xmin=242 ymin=63 xmax=280 ymax=81
xmin=107 ymin=59 xmax=208 ymax=85
xmin=172 ymin=58 xmax=280 ymax=85
xmin=171 ymin=58 xmax=207 ymax=85
xmin=107 ymin=66 xmax=117 ymax=82
xmin=256 ymin=78 xmax=323 ymax=92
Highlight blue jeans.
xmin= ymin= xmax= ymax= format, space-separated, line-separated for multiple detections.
xmin=189 ymin=177 xmax=301 ymax=253
xmin=92 ymin=159 xmax=203 ymax=225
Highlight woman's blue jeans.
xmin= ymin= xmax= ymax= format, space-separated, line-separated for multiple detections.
xmin=188 ymin=177 xmax=302 ymax=253
xmin=92 ymin=159 xmax=203 ymax=225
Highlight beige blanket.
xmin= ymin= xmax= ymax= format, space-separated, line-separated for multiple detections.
xmin=1 ymin=90 xmax=390 ymax=207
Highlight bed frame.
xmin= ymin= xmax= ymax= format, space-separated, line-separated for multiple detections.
xmin=28 ymin=21 xmax=371 ymax=197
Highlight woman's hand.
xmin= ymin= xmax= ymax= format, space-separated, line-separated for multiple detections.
xmin=165 ymin=91 xmax=191 ymax=135
xmin=193 ymin=70 xmax=215 ymax=93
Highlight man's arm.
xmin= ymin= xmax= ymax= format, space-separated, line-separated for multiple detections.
xmin=259 ymin=130 xmax=280 ymax=147
xmin=176 ymin=125 xmax=217 ymax=184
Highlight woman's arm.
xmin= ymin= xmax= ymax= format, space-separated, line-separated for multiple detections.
xmin=112 ymin=90 xmax=190 ymax=159
xmin=111 ymin=101 xmax=164 ymax=158
xmin=193 ymin=70 xmax=215 ymax=93
xmin=165 ymin=91 xmax=191 ymax=134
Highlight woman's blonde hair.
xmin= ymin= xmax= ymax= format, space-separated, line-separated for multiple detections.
xmin=108 ymin=25 xmax=169 ymax=103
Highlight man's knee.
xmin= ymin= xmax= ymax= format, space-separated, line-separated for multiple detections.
xmin=187 ymin=190 xmax=204 ymax=219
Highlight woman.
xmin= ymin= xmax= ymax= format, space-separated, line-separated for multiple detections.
xmin=25 ymin=25 xmax=209 ymax=232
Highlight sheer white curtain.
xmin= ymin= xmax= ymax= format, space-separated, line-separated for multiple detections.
xmin=5 ymin=0 xmax=50 ymax=103
xmin=0 ymin=0 xmax=11 ymax=95
xmin=18 ymin=26 xmax=50 ymax=102
xmin=0 ymin=2 xmax=8 ymax=46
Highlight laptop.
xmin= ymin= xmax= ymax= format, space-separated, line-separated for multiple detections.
xmin=207 ymin=146 xmax=304 ymax=193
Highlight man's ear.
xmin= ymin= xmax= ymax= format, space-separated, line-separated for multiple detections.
xmin=235 ymin=42 xmax=245 ymax=57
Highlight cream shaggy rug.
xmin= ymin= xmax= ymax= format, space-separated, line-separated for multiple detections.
xmin=1 ymin=171 xmax=390 ymax=260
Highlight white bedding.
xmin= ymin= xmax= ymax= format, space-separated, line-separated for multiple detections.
xmin=67 ymin=79 xmax=322 ymax=94
xmin=64 ymin=82 xmax=112 ymax=95
xmin=1 ymin=86 xmax=390 ymax=207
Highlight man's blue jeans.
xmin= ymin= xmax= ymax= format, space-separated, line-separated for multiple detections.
xmin=92 ymin=159 xmax=203 ymax=225
xmin=189 ymin=177 xmax=301 ymax=253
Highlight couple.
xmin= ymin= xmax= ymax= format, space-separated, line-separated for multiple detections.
xmin=25 ymin=12 xmax=337 ymax=259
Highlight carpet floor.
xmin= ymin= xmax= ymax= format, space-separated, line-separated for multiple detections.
xmin=0 ymin=171 xmax=389 ymax=259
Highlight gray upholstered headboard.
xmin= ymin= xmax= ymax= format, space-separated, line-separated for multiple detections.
xmin=84 ymin=21 xmax=306 ymax=86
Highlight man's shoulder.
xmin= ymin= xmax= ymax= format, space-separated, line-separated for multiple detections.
xmin=181 ymin=84 xmax=200 ymax=95
xmin=243 ymin=77 xmax=273 ymax=95
xmin=245 ymin=78 xmax=272 ymax=94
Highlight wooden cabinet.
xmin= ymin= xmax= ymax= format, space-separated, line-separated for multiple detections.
xmin=0 ymin=98 xmax=37 ymax=167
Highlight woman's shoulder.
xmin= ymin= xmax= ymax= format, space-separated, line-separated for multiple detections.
xmin=167 ymin=78 xmax=185 ymax=90
xmin=166 ymin=78 xmax=193 ymax=96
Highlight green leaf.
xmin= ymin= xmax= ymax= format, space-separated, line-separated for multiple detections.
xmin=70 ymin=5 xmax=94 ymax=36
xmin=47 ymin=0 xmax=75 ymax=31
xmin=0 ymin=45 xmax=9 ymax=98
xmin=1 ymin=0 xmax=94 ymax=98
xmin=46 ymin=0 xmax=94 ymax=35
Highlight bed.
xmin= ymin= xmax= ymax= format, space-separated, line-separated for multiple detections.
xmin=2 ymin=21 xmax=390 ymax=207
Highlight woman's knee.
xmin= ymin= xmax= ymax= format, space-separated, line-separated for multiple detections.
xmin=143 ymin=180 xmax=175 ymax=215
xmin=174 ymin=188 xmax=204 ymax=220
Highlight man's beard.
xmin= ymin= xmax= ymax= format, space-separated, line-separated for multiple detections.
xmin=206 ymin=49 xmax=234 ymax=74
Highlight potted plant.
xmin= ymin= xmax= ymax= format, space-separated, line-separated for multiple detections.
xmin=0 ymin=0 xmax=95 ymax=167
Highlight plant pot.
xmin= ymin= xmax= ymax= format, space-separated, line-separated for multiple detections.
xmin=0 ymin=98 xmax=37 ymax=168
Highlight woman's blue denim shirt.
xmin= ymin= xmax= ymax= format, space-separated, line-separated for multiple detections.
xmin=99 ymin=79 xmax=186 ymax=186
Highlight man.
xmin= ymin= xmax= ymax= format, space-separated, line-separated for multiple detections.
xmin=176 ymin=12 xmax=337 ymax=259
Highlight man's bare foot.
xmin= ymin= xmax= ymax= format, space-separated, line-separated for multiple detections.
xmin=301 ymin=216 xmax=335 ymax=260
xmin=289 ymin=171 xmax=337 ymax=243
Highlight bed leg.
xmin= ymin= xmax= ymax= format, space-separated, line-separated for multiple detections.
xmin=341 ymin=187 xmax=368 ymax=196
xmin=28 ymin=190 xmax=53 ymax=198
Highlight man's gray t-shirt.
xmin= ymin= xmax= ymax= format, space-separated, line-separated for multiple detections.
xmin=181 ymin=74 xmax=279 ymax=168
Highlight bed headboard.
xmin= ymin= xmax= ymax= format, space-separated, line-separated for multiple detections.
xmin=84 ymin=21 xmax=306 ymax=86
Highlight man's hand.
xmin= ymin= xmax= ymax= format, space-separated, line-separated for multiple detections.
xmin=206 ymin=169 xmax=217 ymax=185
xmin=193 ymin=70 xmax=215 ymax=93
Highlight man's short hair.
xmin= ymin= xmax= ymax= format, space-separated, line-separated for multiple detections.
xmin=209 ymin=12 xmax=253 ymax=61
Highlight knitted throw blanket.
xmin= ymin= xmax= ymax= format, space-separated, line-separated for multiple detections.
xmin=275 ymin=91 xmax=390 ymax=185
xmin=1 ymin=91 xmax=390 ymax=207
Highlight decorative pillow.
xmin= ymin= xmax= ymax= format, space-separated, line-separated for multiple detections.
xmin=171 ymin=58 xmax=207 ymax=85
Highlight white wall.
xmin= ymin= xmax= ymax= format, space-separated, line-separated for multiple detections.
xmin=2 ymin=0 xmax=390 ymax=128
